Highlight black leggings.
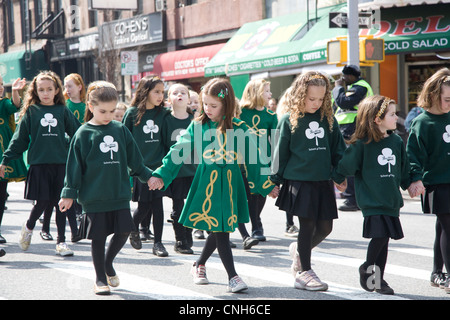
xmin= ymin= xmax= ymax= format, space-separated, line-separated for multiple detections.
xmin=91 ymin=232 xmax=129 ymax=286
xmin=363 ymin=237 xmax=389 ymax=279
xmin=436 ymin=213 xmax=450 ymax=274
xmin=0 ymin=181 xmax=7 ymax=228
xmin=132 ymin=199 xmax=164 ymax=243
xmin=26 ymin=200 xmax=66 ymax=243
xmin=297 ymin=218 xmax=333 ymax=271
xmin=197 ymin=232 xmax=237 ymax=280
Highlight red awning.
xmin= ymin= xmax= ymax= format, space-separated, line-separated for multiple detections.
xmin=153 ymin=43 xmax=225 ymax=81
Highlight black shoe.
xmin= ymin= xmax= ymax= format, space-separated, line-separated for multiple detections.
xmin=339 ymin=201 xmax=359 ymax=211
xmin=0 ymin=234 xmax=6 ymax=244
xmin=40 ymin=231 xmax=53 ymax=241
xmin=243 ymin=236 xmax=259 ymax=250
xmin=174 ymin=241 xmax=193 ymax=254
xmin=252 ymin=230 xmax=266 ymax=242
xmin=71 ymin=234 xmax=82 ymax=243
xmin=0 ymin=249 xmax=5 ymax=257
xmin=359 ymin=264 xmax=375 ymax=292
xmin=129 ymin=231 xmax=142 ymax=250
xmin=375 ymin=280 xmax=394 ymax=295
xmin=430 ymin=271 xmax=447 ymax=288
xmin=153 ymin=242 xmax=168 ymax=257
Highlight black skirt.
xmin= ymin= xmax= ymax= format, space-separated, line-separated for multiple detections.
xmin=363 ymin=215 xmax=404 ymax=240
xmin=78 ymin=209 xmax=135 ymax=240
xmin=132 ymin=177 xmax=171 ymax=202
xmin=276 ymin=180 xmax=338 ymax=220
xmin=421 ymin=183 xmax=450 ymax=214
xmin=169 ymin=176 xmax=193 ymax=200
xmin=24 ymin=164 xmax=65 ymax=201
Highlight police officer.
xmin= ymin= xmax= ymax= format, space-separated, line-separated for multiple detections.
xmin=333 ymin=64 xmax=373 ymax=211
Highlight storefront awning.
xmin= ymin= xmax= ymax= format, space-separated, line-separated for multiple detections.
xmin=204 ymin=4 xmax=346 ymax=77
xmin=205 ymin=2 xmax=450 ymax=77
xmin=153 ymin=43 xmax=225 ymax=81
xmin=0 ymin=49 xmax=49 ymax=85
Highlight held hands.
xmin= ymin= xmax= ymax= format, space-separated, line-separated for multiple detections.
xmin=268 ymin=185 xmax=280 ymax=199
xmin=408 ymin=180 xmax=425 ymax=198
xmin=148 ymin=177 xmax=164 ymax=190
xmin=334 ymin=179 xmax=347 ymax=193
xmin=0 ymin=165 xmax=6 ymax=179
xmin=58 ymin=198 xmax=74 ymax=212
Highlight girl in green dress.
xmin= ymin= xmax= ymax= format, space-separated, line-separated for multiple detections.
xmin=150 ymin=78 xmax=278 ymax=293
xmin=0 ymin=76 xmax=27 ymax=243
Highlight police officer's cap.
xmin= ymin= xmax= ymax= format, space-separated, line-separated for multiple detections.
xmin=342 ymin=65 xmax=361 ymax=77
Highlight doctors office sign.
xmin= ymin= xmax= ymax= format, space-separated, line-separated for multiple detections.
xmin=99 ymin=12 xmax=163 ymax=51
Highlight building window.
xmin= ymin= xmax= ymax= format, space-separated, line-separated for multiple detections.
xmin=88 ymin=0 xmax=98 ymax=28
xmin=6 ymin=1 xmax=15 ymax=45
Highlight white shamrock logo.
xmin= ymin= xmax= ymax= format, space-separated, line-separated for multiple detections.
xmin=377 ymin=148 xmax=396 ymax=173
xmin=40 ymin=113 xmax=58 ymax=132
xmin=305 ymin=121 xmax=325 ymax=146
xmin=99 ymin=135 xmax=119 ymax=160
xmin=443 ymin=125 xmax=450 ymax=143
xmin=143 ymin=120 xmax=159 ymax=139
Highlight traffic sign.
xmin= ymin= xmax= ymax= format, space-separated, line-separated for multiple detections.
xmin=329 ymin=12 xmax=372 ymax=29
xmin=121 ymin=51 xmax=138 ymax=76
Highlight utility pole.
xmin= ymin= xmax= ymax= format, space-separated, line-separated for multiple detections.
xmin=347 ymin=0 xmax=359 ymax=66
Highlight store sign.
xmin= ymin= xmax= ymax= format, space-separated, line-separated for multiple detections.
xmin=99 ymin=12 xmax=163 ymax=51
xmin=359 ymin=5 xmax=450 ymax=54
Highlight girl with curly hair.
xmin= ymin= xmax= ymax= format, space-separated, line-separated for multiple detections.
xmin=272 ymin=71 xmax=346 ymax=291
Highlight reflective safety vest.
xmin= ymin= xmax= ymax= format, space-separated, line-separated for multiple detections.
xmin=335 ymin=79 xmax=373 ymax=125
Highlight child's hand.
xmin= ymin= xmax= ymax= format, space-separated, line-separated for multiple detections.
xmin=0 ymin=165 xmax=6 ymax=179
xmin=59 ymin=198 xmax=74 ymax=212
xmin=408 ymin=180 xmax=425 ymax=198
xmin=334 ymin=179 xmax=347 ymax=192
xmin=268 ymin=185 xmax=279 ymax=199
xmin=148 ymin=177 xmax=164 ymax=190
xmin=11 ymin=78 xmax=26 ymax=91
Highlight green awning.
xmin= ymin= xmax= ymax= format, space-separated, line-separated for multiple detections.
xmin=205 ymin=3 xmax=450 ymax=77
xmin=0 ymin=50 xmax=49 ymax=85
xmin=205 ymin=4 xmax=346 ymax=77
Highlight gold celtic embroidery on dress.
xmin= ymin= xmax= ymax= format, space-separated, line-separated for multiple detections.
xmin=262 ymin=177 xmax=275 ymax=189
xmin=189 ymin=170 xmax=219 ymax=230
xmin=203 ymin=132 xmax=237 ymax=163
xmin=227 ymin=170 xmax=237 ymax=227
xmin=247 ymin=115 xmax=267 ymax=137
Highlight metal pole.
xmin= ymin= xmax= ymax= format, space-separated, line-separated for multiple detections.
xmin=347 ymin=0 xmax=359 ymax=66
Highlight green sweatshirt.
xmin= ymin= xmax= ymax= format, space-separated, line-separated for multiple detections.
xmin=2 ymin=104 xmax=80 ymax=166
xmin=271 ymin=111 xmax=346 ymax=184
xmin=162 ymin=113 xmax=197 ymax=178
xmin=66 ymin=99 xmax=86 ymax=123
xmin=61 ymin=121 xmax=152 ymax=213
xmin=406 ymin=110 xmax=450 ymax=186
xmin=122 ymin=106 xmax=170 ymax=170
xmin=335 ymin=133 xmax=410 ymax=217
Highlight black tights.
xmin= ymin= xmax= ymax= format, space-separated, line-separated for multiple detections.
xmin=197 ymin=232 xmax=236 ymax=280
xmin=91 ymin=232 xmax=129 ymax=286
xmin=297 ymin=218 xmax=333 ymax=271
xmin=27 ymin=200 xmax=66 ymax=243
xmin=363 ymin=237 xmax=389 ymax=279
xmin=436 ymin=213 xmax=450 ymax=274
xmin=132 ymin=199 xmax=164 ymax=243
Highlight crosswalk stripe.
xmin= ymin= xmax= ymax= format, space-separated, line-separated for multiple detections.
xmin=42 ymin=262 xmax=217 ymax=300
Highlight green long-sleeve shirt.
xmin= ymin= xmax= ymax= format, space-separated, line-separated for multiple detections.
xmin=61 ymin=121 xmax=152 ymax=213
xmin=271 ymin=112 xmax=346 ymax=184
xmin=2 ymin=104 xmax=80 ymax=166
xmin=406 ymin=110 xmax=450 ymax=186
xmin=335 ymin=133 xmax=410 ymax=217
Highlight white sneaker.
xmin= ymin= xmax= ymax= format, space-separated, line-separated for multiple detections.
xmin=56 ymin=242 xmax=74 ymax=256
xmin=227 ymin=275 xmax=248 ymax=293
xmin=191 ymin=263 xmax=208 ymax=285
xmin=295 ymin=269 xmax=328 ymax=291
xmin=19 ymin=223 xmax=33 ymax=251
xmin=289 ymin=242 xmax=301 ymax=277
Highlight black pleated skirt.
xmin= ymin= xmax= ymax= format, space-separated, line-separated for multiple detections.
xmin=363 ymin=215 xmax=404 ymax=240
xmin=24 ymin=164 xmax=65 ymax=201
xmin=78 ymin=209 xmax=135 ymax=240
xmin=421 ymin=183 xmax=450 ymax=214
xmin=276 ymin=180 xmax=338 ymax=220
